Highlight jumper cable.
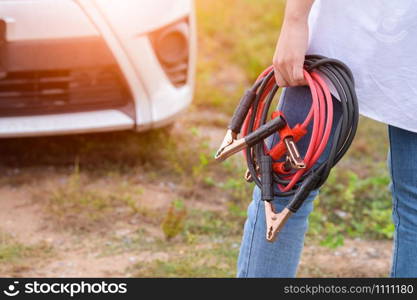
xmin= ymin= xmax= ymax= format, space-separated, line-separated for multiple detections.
xmin=215 ymin=55 xmax=359 ymax=242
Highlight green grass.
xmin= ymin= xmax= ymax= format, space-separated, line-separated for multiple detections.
xmin=161 ymin=199 xmax=187 ymax=241
xmin=0 ymin=231 xmax=53 ymax=274
xmin=132 ymin=240 xmax=239 ymax=278
xmin=101 ymin=211 xmax=241 ymax=277
xmin=36 ymin=165 xmax=146 ymax=233
xmin=307 ymin=117 xmax=391 ymax=247
xmin=0 ymin=233 xmax=32 ymax=263
xmin=195 ymin=0 xmax=285 ymax=113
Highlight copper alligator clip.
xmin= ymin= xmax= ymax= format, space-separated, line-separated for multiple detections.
xmin=284 ymin=137 xmax=306 ymax=169
xmin=215 ymin=116 xmax=287 ymax=162
xmin=214 ymin=129 xmax=246 ymax=162
xmin=265 ymin=201 xmax=293 ymax=242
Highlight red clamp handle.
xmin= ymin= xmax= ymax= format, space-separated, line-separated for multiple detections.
xmin=267 ymin=112 xmax=307 ymax=173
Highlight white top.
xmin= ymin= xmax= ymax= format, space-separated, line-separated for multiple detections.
xmin=308 ymin=0 xmax=417 ymax=132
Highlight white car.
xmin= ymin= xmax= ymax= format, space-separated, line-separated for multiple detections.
xmin=0 ymin=0 xmax=196 ymax=137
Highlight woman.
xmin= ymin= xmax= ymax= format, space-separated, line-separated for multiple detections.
xmin=237 ymin=0 xmax=417 ymax=277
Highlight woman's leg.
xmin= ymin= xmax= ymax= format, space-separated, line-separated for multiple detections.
xmin=237 ymin=86 xmax=341 ymax=277
xmin=388 ymin=125 xmax=417 ymax=277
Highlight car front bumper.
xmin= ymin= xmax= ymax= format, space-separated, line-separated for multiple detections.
xmin=0 ymin=0 xmax=196 ymax=137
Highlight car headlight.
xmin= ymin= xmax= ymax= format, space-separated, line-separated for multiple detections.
xmin=150 ymin=18 xmax=189 ymax=87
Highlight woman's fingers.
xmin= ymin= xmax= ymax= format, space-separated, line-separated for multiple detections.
xmin=292 ymin=62 xmax=307 ymax=86
xmin=273 ymin=64 xmax=289 ymax=87
xmin=273 ymin=58 xmax=306 ymax=87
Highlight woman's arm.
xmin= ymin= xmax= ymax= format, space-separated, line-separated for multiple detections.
xmin=273 ymin=0 xmax=314 ymax=86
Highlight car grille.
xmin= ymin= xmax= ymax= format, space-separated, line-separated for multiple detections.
xmin=0 ymin=65 xmax=129 ymax=116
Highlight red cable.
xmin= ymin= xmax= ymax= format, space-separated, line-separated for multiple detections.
xmin=241 ymin=67 xmax=333 ymax=192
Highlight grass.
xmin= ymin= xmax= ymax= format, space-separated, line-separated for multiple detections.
xmin=24 ymin=123 xmax=249 ymax=237
xmin=104 ymin=214 xmax=241 ymax=277
xmin=131 ymin=239 xmax=240 ymax=278
xmin=0 ymin=231 xmax=53 ymax=276
xmin=308 ymin=117 xmax=391 ymax=247
xmin=161 ymin=199 xmax=187 ymax=240
xmin=32 ymin=166 xmax=146 ymax=233
xmin=0 ymin=232 xmax=33 ymax=263
xmin=195 ymin=0 xmax=285 ymax=113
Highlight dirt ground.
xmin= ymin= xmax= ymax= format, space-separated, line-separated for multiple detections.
xmin=0 ymin=111 xmax=393 ymax=278
xmin=0 ymin=183 xmax=393 ymax=277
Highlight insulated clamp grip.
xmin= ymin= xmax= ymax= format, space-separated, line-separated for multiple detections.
xmin=229 ymin=90 xmax=256 ymax=133
xmin=287 ymin=173 xmax=321 ymax=213
xmin=245 ymin=116 xmax=286 ymax=147
xmin=260 ymin=155 xmax=273 ymax=202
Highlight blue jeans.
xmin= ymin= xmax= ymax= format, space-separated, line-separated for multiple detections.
xmin=237 ymin=87 xmax=417 ymax=278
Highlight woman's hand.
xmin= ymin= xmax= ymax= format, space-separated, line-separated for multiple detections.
xmin=273 ymin=0 xmax=314 ymax=87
